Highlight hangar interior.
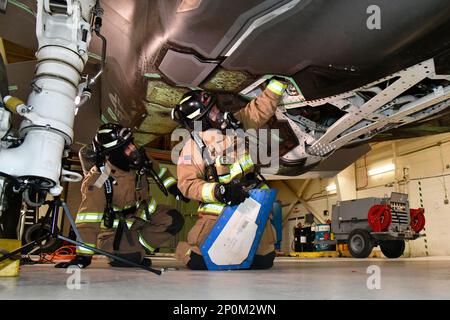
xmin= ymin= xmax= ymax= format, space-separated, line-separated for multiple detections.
xmin=1 ymin=0 xmax=450 ymax=300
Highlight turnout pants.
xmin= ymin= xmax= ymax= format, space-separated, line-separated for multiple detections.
xmin=78 ymin=204 xmax=183 ymax=263
xmin=175 ymin=214 xmax=276 ymax=270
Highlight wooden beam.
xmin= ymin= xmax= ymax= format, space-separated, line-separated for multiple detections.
xmin=281 ymin=200 xmax=299 ymax=226
xmin=281 ymin=180 xmax=325 ymax=224
xmin=0 ymin=37 xmax=8 ymax=65
xmin=145 ymin=148 xmax=173 ymax=162
xmin=280 ymin=179 xmax=312 ymax=224
xmin=297 ymin=179 xmax=311 ymax=197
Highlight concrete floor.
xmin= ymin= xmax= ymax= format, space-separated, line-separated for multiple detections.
xmin=2 ymin=256 xmax=450 ymax=299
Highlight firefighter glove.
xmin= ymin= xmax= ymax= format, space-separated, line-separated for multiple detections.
xmin=215 ymin=183 xmax=249 ymax=206
xmin=168 ymin=184 xmax=190 ymax=203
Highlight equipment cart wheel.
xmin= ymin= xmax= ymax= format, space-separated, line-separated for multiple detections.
xmin=348 ymin=229 xmax=373 ymax=258
xmin=24 ymin=223 xmax=61 ymax=253
xmin=379 ymin=240 xmax=405 ymax=258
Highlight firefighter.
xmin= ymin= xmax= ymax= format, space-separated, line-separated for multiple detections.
xmin=55 ymin=123 xmax=187 ymax=268
xmin=171 ymin=77 xmax=287 ymax=270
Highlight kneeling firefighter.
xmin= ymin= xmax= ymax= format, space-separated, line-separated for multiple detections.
xmin=171 ymin=77 xmax=287 ymax=270
xmin=55 ymin=123 xmax=188 ymax=268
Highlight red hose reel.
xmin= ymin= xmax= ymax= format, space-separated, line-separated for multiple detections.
xmin=410 ymin=208 xmax=426 ymax=232
xmin=368 ymin=204 xmax=392 ymax=232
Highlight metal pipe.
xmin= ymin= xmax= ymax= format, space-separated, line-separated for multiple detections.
xmin=89 ymin=30 xmax=106 ymax=86
xmin=61 ymin=200 xmax=82 ymax=241
xmin=58 ymin=235 xmax=163 ymax=275
xmin=76 ymin=5 xmax=107 ymax=109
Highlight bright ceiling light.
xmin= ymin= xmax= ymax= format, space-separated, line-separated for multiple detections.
xmin=368 ymin=163 xmax=395 ymax=176
xmin=326 ymin=184 xmax=336 ymax=192
xmin=74 ymin=95 xmax=81 ymax=106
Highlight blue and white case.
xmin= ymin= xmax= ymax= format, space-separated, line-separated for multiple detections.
xmin=200 ymin=188 xmax=278 ymax=270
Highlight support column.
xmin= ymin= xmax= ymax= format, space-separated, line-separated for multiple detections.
xmin=335 ymin=163 xmax=357 ymax=201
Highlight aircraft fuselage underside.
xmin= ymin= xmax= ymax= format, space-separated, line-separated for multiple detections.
xmin=255 ymin=58 xmax=450 ymax=177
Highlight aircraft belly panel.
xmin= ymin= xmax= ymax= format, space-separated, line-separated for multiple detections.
xmin=164 ymin=0 xmax=290 ymax=59
xmin=222 ymin=0 xmax=450 ymax=100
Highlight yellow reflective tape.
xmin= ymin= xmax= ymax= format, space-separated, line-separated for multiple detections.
xmin=198 ymin=203 xmax=225 ymax=215
xmin=201 ymin=183 xmax=217 ymax=202
xmin=148 ymin=198 xmax=157 ymax=213
xmin=239 ymin=154 xmax=253 ymax=166
xmin=163 ymin=177 xmax=177 ymax=188
xmin=76 ymin=243 xmax=96 ymax=255
xmin=102 ymin=219 xmax=134 ymax=229
xmin=241 ymin=162 xmax=253 ymax=173
xmin=268 ymin=79 xmax=287 ymax=96
xmin=100 ymin=219 xmax=123 ymax=230
xmin=230 ymin=161 xmax=244 ymax=177
xmin=218 ymin=157 xmax=252 ymax=184
xmin=218 ymin=173 xmax=232 ymax=184
xmin=157 ymin=167 xmax=167 ymax=178
xmin=139 ymin=198 xmax=157 ymax=220
xmin=75 ymin=212 xmax=103 ymax=223
xmin=138 ymin=233 xmax=155 ymax=252
xmin=112 ymin=203 xmax=135 ymax=211
xmin=239 ymin=154 xmax=254 ymax=174
xmin=141 ymin=199 xmax=157 ymax=220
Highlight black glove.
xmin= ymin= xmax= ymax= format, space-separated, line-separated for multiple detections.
xmin=54 ymin=255 xmax=92 ymax=269
xmin=215 ymin=183 xmax=249 ymax=206
xmin=168 ymin=184 xmax=190 ymax=203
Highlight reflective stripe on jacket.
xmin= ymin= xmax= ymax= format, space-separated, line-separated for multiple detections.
xmin=75 ymin=159 xmax=177 ymax=255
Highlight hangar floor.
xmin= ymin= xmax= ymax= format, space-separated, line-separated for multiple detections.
xmin=1 ymin=256 xmax=450 ymax=300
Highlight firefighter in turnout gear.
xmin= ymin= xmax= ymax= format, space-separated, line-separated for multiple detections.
xmin=171 ymin=77 xmax=287 ymax=270
xmin=55 ymin=123 xmax=186 ymax=268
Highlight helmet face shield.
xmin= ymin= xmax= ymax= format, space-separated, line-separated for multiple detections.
xmin=105 ymin=140 xmax=146 ymax=171
xmin=123 ymin=142 xmax=145 ymax=170
xmin=206 ymin=105 xmax=227 ymax=130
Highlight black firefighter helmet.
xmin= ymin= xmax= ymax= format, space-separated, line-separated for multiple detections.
xmin=92 ymin=123 xmax=134 ymax=170
xmin=171 ymin=90 xmax=217 ymax=128
xmin=92 ymin=123 xmax=133 ymax=154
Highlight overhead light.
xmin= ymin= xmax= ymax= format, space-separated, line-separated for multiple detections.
xmin=368 ymin=164 xmax=395 ymax=176
xmin=177 ymin=0 xmax=202 ymax=13
xmin=326 ymin=184 xmax=336 ymax=192
xmin=74 ymin=95 xmax=81 ymax=106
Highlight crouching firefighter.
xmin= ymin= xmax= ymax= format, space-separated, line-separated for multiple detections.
xmin=171 ymin=77 xmax=287 ymax=270
xmin=55 ymin=123 xmax=187 ymax=268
